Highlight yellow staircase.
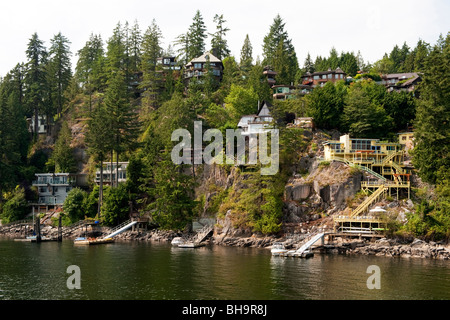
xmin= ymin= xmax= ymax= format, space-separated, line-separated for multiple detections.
xmin=350 ymin=185 xmax=388 ymax=217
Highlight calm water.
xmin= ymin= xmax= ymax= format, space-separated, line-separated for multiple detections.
xmin=0 ymin=239 xmax=448 ymax=300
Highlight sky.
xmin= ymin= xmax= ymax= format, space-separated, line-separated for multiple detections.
xmin=0 ymin=0 xmax=449 ymax=77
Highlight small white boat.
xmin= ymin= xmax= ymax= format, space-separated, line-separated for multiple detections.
xmin=171 ymin=237 xmax=184 ymax=246
xmin=271 ymin=242 xmax=288 ymax=256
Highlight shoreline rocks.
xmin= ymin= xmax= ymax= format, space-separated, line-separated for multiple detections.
xmin=1 ymin=224 xmax=449 ymax=260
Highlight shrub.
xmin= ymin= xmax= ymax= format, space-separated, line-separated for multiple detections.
xmin=1 ymin=186 xmax=28 ymax=224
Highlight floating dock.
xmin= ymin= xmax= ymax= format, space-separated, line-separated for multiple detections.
xmin=73 ymin=237 xmax=115 ymax=245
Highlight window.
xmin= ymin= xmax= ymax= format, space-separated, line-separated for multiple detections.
xmin=402 ymin=136 xmax=407 ymax=141
xmin=313 ymin=75 xmax=320 ymax=80
xmin=328 ymin=74 xmax=333 ymax=79
xmin=194 ymin=63 xmax=202 ymax=69
xmin=163 ymin=58 xmax=171 ymax=65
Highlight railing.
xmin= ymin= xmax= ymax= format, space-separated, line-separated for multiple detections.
xmin=351 ymin=185 xmax=387 ymax=217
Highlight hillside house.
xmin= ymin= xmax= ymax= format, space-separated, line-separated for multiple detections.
xmin=263 ymin=65 xmax=277 ymax=86
xmin=184 ymin=52 xmax=223 ymax=86
xmin=301 ymin=67 xmax=347 ymax=88
xmin=272 ymin=84 xmax=312 ymax=100
xmin=380 ymin=73 xmax=421 ymax=92
xmin=31 ymin=173 xmax=78 ymax=214
xmin=95 ymin=162 xmax=128 ymax=186
xmin=237 ymin=101 xmax=274 ymax=136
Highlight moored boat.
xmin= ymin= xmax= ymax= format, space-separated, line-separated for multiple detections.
xmin=271 ymin=242 xmax=288 ymax=256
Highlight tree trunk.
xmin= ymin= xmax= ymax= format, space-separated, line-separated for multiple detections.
xmin=98 ymin=160 xmax=103 ymax=218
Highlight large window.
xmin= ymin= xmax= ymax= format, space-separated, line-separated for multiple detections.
xmin=351 ymin=139 xmax=372 ymax=150
xmin=194 ymin=63 xmax=202 ymax=69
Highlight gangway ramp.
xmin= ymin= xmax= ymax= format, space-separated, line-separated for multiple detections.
xmin=293 ymin=232 xmax=325 ymax=256
xmin=102 ymin=220 xmax=137 ymax=240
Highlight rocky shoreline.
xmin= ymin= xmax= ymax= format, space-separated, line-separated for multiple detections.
xmin=1 ymin=223 xmax=449 ymax=260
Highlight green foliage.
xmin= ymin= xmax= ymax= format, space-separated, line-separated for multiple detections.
xmin=306 ymin=81 xmax=347 ymax=130
xmin=412 ymin=33 xmax=450 ymax=184
xmin=1 ymin=186 xmax=28 ymax=224
xmin=341 ymin=80 xmax=393 ymax=138
xmin=63 ymin=187 xmax=86 ymax=224
xmin=101 ymin=184 xmax=130 ymax=226
xmin=52 ymin=121 xmax=76 ymax=173
xmin=224 ymin=84 xmax=259 ymax=122
xmin=148 ymin=153 xmax=197 ymax=231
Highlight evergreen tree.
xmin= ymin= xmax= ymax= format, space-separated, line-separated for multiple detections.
xmin=262 ymin=14 xmax=298 ymax=84
xmin=75 ymin=33 xmax=107 ymax=98
xmin=104 ymin=71 xmax=140 ymax=186
xmin=106 ymin=22 xmax=127 ymax=79
xmin=187 ymin=10 xmax=207 ymax=61
xmin=129 ymin=20 xmax=142 ymax=78
xmin=48 ymin=32 xmax=72 ymax=117
xmin=210 ymin=14 xmax=230 ymax=60
xmin=412 ymin=33 xmax=450 ymax=184
xmin=52 ymin=121 xmax=76 ymax=173
xmin=140 ymin=19 xmax=163 ymax=110
xmin=303 ymin=53 xmax=315 ymax=74
xmin=85 ymin=102 xmax=113 ymax=217
xmin=239 ymin=34 xmax=253 ymax=80
xmin=306 ymin=81 xmax=347 ymax=130
xmin=24 ymin=33 xmax=48 ymax=139
xmin=341 ymin=80 xmax=393 ymax=138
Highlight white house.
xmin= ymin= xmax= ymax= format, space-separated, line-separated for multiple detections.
xmin=95 ymin=162 xmax=128 ymax=186
xmin=237 ymin=101 xmax=274 ymax=136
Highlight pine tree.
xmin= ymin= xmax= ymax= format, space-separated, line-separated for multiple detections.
xmin=52 ymin=121 xmax=76 ymax=173
xmin=240 ymin=34 xmax=253 ymax=76
xmin=210 ymin=14 xmax=230 ymax=60
xmin=303 ymin=53 xmax=315 ymax=74
xmin=187 ymin=10 xmax=207 ymax=61
xmin=140 ymin=19 xmax=163 ymax=110
xmin=412 ymin=33 xmax=450 ymax=184
xmin=262 ymin=14 xmax=299 ymax=84
xmin=48 ymin=32 xmax=72 ymax=117
xmin=75 ymin=33 xmax=106 ymax=97
xmin=85 ymin=102 xmax=112 ymax=216
xmin=24 ymin=33 xmax=48 ymax=139
xmin=104 ymin=71 xmax=140 ymax=186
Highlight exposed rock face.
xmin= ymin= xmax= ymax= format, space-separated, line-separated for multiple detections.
xmin=284 ymin=161 xmax=362 ymax=222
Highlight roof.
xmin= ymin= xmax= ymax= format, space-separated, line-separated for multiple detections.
xmin=302 ymin=67 xmax=346 ymax=77
xmin=187 ymin=52 xmax=222 ymax=66
xmin=257 ymin=101 xmax=273 ymax=117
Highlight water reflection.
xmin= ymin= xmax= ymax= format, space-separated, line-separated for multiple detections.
xmin=0 ymin=239 xmax=448 ymax=300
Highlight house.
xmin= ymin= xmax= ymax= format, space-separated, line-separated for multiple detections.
xmin=157 ymin=56 xmax=181 ymax=71
xmin=380 ymin=73 xmax=421 ymax=92
xmin=237 ymin=101 xmax=274 ymax=136
xmin=31 ymin=173 xmax=78 ymax=214
xmin=398 ymin=132 xmax=414 ymax=151
xmin=95 ymin=162 xmax=128 ymax=186
xmin=27 ymin=115 xmax=49 ymax=135
xmin=263 ymin=65 xmax=277 ymax=86
xmin=272 ymin=84 xmax=312 ymax=100
xmin=323 ymin=134 xmax=403 ymax=161
xmin=301 ymin=67 xmax=347 ymax=88
xmin=184 ymin=52 xmax=223 ymax=86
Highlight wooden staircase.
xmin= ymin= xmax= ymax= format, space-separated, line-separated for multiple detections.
xmin=350 ymin=185 xmax=388 ymax=217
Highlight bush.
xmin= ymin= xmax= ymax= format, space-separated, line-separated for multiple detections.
xmin=101 ymin=184 xmax=130 ymax=226
xmin=1 ymin=186 xmax=29 ymax=224
xmin=63 ymin=188 xmax=87 ymax=224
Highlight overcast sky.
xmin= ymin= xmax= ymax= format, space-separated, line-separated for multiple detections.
xmin=0 ymin=0 xmax=449 ymax=77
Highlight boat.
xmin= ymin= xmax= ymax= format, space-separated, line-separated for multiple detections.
xmin=177 ymin=241 xmax=205 ymax=248
xmin=271 ymin=242 xmax=288 ymax=256
xmin=74 ymin=237 xmax=114 ymax=245
xmin=171 ymin=237 xmax=184 ymax=246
